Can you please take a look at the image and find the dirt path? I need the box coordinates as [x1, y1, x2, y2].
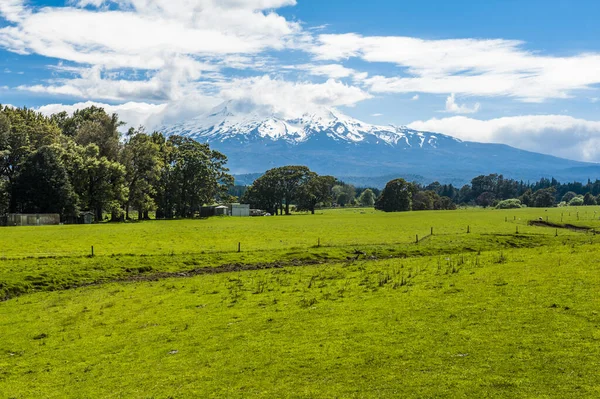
[528, 220, 593, 233]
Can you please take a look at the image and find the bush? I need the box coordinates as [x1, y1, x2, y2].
[569, 196, 584, 206]
[495, 199, 522, 209]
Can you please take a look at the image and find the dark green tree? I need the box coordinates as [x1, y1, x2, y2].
[532, 187, 556, 208]
[296, 174, 336, 214]
[12, 146, 78, 217]
[375, 178, 415, 212]
[122, 129, 162, 219]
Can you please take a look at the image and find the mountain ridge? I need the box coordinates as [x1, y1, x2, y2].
[161, 101, 600, 186]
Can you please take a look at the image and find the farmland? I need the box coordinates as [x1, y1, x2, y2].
[1, 207, 600, 398]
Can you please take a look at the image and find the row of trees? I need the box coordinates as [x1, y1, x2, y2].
[416, 174, 600, 209]
[240, 166, 336, 215]
[375, 179, 457, 212]
[0, 105, 233, 221]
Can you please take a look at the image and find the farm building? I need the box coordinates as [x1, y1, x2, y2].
[231, 204, 250, 217]
[0, 213, 61, 227]
[215, 205, 229, 216]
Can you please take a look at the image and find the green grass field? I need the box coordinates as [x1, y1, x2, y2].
[1, 207, 600, 398]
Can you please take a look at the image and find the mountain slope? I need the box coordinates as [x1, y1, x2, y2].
[161, 102, 600, 186]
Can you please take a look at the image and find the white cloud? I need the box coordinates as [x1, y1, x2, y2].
[444, 93, 480, 114]
[371, 113, 383, 117]
[0, 0, 300, 70]
[302, 64, 356, 79]
[33, 76, 371, 129]
[411, 94, 419, 101]
[18, 57, 214, 102]
[312, 33, 600, 102]
[408, 115, 600, 162]
[218, 76, 372, 118]
[37, 101, 168, 130]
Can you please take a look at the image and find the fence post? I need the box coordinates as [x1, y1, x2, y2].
[91, 246, 94, 257]
[431, 227, 434, 236]
[467, 225, 470, 234]
[238, 242, 241, 253]
[516, 226, 519, 234]
[416, 234, 419, 244]
[555, 229, 558, 237]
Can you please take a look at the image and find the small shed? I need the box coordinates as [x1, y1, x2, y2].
[1, 213, 61, 227]
[79, 211, 94, 224]
[215, 205, 229, 216]
[231, 204, 250, 217]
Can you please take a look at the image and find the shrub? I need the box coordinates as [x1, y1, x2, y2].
[569, 196, 584, 206]
[495, 199, 522, 209]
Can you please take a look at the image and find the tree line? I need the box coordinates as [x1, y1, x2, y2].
[0, 105, 233, 221]
[375, 174, 600, 212]
[3, 105, 600, 221]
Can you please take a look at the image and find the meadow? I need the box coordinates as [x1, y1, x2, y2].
[1, 207, 600, 398]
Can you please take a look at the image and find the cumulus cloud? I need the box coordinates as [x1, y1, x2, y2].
[411, 94, 419, 101]
[217, 75, 372, 118]
[408, 115, 600, 162]
[37, 101, 168, 130]
[34, 76, 371, 128]
[0, 0, 300, 70]
[312, 33, 600, 102]
[295, 64, 362, 79]
[444, 93, 480, 114]
[18, 57, 214, 102]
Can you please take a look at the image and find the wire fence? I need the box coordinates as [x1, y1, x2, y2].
[1, 219, 595, 261]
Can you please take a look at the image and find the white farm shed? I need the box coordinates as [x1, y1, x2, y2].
[231, 204, 250, 217]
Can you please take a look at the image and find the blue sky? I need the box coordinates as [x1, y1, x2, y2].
[2, 0, 600, 161]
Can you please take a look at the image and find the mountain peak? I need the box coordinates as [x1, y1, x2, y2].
[162, 100, 456, 148]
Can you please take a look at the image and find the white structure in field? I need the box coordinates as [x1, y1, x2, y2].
[231, 204, 250, 217]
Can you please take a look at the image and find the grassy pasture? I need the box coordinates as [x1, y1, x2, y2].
[1, 207, 600, 398]
[1, 207, 600, 301]
[1, 246, 599, 398]
[1, 206, 598, 259]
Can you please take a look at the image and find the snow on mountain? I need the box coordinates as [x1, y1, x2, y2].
[161, 101, 461, 149]
[160, 100, 600, 185]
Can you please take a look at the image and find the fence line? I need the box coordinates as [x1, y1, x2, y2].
[1, 222, 591, 261]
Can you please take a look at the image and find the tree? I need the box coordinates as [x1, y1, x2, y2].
[562, 191, 577, 203]
[122, 130, 162, 219]
[333, 184, 356, 207]
[434, 196, 457, 210]
[11, 146, 78, 217]
[583, 192, 596, 206]
[358, 188, 376, 207]
[72, 107, 123, 161]
[296, 174, 336, 214]
[569, 196, 584, 206]
[520, 189, 533, 207]
[375, 178, 415, 212]
[241, 178, 280, 215]
[532, 187, 556, 208]
[412, 191, 434, 211]
[476, 192, 496, 208]
[0, 177, 8, 215]
[154, 136, 232, 218]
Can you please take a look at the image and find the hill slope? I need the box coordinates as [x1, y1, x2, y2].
[162, 101, 600, 185]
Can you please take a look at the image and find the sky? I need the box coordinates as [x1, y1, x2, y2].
[2, 0, 600, 162]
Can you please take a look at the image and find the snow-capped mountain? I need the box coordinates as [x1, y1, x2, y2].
[162, 101, 600, 186]
[161, 100, 460, 149]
